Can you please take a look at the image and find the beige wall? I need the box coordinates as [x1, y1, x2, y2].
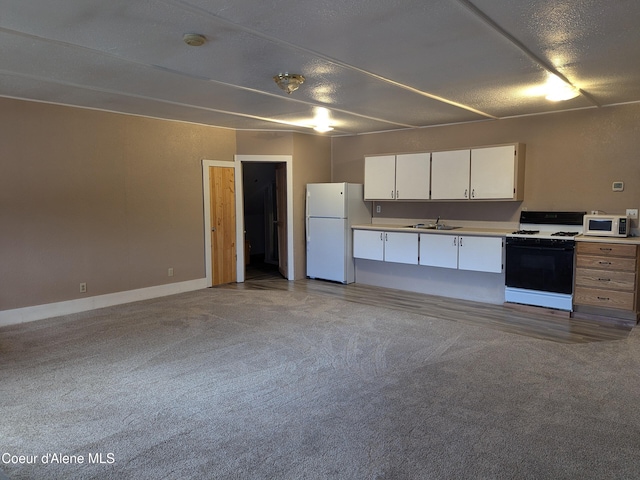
[236, 131, 332, 279]
[0, 98, 235, 310]
[6, 96, 636, 312]
[293, 133, 332, 278]
[331, 103, 640, 224]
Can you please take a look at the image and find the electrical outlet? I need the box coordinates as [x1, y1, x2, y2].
[627, 209, 638, 219]
[168, 267, 174, 277]
[376, 205, 381, 214]
[79, 282, 87, 293]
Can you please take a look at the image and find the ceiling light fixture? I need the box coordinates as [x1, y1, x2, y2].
[183, 33, 206, 47]
[273, 73, 305, 94]
[312, 107, 334, 133]
[544, 74, 579, 101]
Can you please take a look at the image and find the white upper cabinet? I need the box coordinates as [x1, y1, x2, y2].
[431, 149, 471, 200]
[364, 155, 396, 200]
[364, 153, 430, 201]
[395, 153, 431, 200]
[470, 145, 522, 200]
[365, 143, 524, 202]
[431, 143, 525, 201]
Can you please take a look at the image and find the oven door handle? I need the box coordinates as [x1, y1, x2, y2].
[507, 245, 574, 252]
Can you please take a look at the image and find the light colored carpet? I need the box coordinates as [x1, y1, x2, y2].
[2, 287, 640, 479]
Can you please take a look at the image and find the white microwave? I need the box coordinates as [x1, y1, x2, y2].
[583, 214, 630, 237]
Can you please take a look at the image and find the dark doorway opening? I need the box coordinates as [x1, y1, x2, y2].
[242, 162, 285, 281]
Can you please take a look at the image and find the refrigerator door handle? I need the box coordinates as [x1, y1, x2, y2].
[306, 190, 310, 243]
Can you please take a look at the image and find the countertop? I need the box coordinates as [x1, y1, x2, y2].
[576, 235, 640, 245]
[352, 223, 511, 237]
[353, 224, 640, 243]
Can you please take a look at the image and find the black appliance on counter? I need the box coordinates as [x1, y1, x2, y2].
[505, 211, 586, 311]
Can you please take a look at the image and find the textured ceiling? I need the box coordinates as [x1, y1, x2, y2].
[1, 0, 639, 135]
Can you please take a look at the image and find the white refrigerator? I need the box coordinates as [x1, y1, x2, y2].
[306, 183, 371, 284]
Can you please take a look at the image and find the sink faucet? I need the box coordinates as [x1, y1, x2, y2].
[435, 216, 441, 226]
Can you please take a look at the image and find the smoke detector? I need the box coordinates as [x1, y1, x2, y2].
[183, 33, 206, 47]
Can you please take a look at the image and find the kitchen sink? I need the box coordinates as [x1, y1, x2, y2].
[404, 224, 461, 230]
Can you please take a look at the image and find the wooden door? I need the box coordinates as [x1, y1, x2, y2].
[275, 163, 287, 278]
[210, 166, 236, 285]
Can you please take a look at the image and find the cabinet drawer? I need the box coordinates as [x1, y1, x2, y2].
[575, 268, 636, 291]
[577, 242, 637, 258]
[576, 255, 636, 272]
[574, 287, 635, 310]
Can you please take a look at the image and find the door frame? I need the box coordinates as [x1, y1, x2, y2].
[202, 155, 293, 286]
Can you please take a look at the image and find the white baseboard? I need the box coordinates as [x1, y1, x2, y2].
[0, 278, 208, 327]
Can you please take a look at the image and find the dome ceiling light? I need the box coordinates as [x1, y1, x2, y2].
[273, 73, 305, 94]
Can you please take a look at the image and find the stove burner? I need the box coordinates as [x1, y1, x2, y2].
[512, 230, 540, 235]
[551, 231, 579, 237]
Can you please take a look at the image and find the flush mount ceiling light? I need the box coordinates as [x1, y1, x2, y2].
[183, 33, 206, 47]
[544, 74, 580, 101]
[312, 107, 334, 133]
[273, 73, 305, 94]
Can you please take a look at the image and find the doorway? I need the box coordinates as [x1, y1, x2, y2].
[202, 156, 294, 287]
[242, 162, 286, 280]
[242, 162, 286, 281]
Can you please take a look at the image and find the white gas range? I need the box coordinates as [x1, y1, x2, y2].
[505, 211, 586, 311]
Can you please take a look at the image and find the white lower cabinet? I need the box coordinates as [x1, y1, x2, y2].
[384, 232, 419, 265]
[420, 234, 503, 273]
[353, 230, 384, 261]
[458, 236, 504, 273]
[354, 230, 503, 273]
[353, 230, 419, 265]
[419, 234, 458, 268]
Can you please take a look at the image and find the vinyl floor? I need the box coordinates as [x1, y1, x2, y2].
[221, 275, 634, 344]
